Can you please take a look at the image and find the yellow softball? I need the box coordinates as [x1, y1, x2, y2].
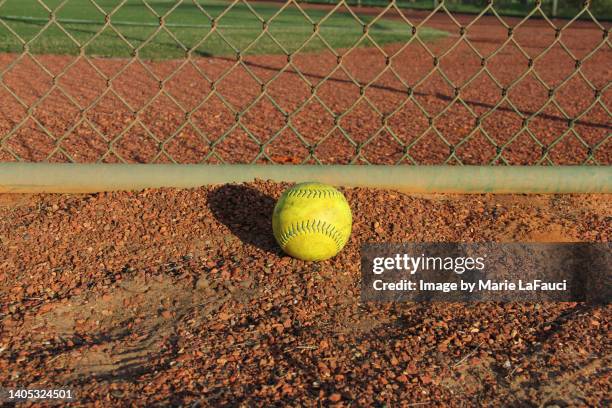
[272, 182, 352, 261]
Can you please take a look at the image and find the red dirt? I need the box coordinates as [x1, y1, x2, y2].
[0, 7, 610, 164]
[0, 182, 610, 405]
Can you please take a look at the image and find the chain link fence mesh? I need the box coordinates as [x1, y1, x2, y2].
[0, 0, 609, 165]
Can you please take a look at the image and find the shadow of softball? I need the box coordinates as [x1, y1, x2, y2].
[207, 184, 281, 255]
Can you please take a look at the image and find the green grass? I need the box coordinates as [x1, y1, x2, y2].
[0, 0, 446, 60]
[305, 0, 612, 20]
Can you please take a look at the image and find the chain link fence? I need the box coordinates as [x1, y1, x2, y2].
[0, 0, 609, 165]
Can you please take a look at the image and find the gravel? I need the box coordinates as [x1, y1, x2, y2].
[0, 181, 610, 406]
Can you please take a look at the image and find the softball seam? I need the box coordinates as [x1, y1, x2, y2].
[285, 188, 344, 199]
[277, 219, 345, 252]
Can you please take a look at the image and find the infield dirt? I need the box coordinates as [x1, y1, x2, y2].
[0, 181, 610, 406]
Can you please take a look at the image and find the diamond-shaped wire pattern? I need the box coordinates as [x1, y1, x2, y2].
[0, 0, 609, 165]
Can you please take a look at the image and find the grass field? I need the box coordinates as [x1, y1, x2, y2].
[0, 0, 446, 60]
[304, 0, 612, 20]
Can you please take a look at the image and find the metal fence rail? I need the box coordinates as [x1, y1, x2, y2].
[0, 0, 610, 168]
[1, 163, 610, 193]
